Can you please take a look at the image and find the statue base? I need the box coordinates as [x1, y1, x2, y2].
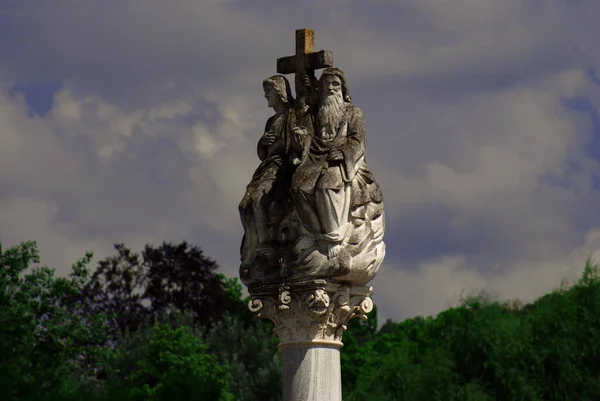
[247, 279, 373, 401]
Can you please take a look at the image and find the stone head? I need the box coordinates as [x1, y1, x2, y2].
[319, 68, 352, 103]
[262, 75, 294, 109]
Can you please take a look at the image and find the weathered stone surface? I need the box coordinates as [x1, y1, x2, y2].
[277, 50, 334, 75]
[247, 279, 373, 347]
[239, 28, 384, 401]
[282, 345, 341, 401]
[247, 279, 371, 401]
[238, 34, 385, 286]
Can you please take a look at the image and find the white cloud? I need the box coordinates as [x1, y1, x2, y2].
[192, 123, 222, 157]
[0, 83, 81, 194]
[0, 197, 111, 272]
[379, 69, 598, 256]
[373, 227, 600, 321]
[53, 89, 84, 121]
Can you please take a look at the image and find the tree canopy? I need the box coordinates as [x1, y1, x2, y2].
[1, 239, 600, 400]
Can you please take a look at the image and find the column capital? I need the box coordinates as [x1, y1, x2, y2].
[247, 279, 373, 348]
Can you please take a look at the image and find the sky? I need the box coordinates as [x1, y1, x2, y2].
[2, 0, 600, 323]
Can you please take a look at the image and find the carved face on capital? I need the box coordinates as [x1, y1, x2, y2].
[321, 75, 343, 100]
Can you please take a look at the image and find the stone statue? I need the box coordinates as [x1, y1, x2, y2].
[239, 68, 384, 287]
[240, 29, 383, 401]
[239, 75, 297, 275]
[289, 68, 385, 285]
[239, 40, 384, 288]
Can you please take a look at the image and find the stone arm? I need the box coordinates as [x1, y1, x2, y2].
[257, 116, 275, 161]
[290, 99, 315, 154]
[297, 104, 315, 136]
[306, 74, 320, 114]
[336, 107, 366, 181]
[298, 74, 320, 118]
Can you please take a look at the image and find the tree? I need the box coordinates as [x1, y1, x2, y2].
[341, 305, 378, 395]
[121, 323, 233, 401]
[201, 313, 282, 401]
[0, 241, 114, 401]
[344, 260, 600, 400]
[81, 241, 231, 339]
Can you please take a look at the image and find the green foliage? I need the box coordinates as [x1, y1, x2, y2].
[344, 258, 600, 400]
[522, 257, 600, 399]
[108, 309, 281, 401]
[123, 323, 233, 401]
[81, 242, 232, 339]
[0, 241, 114, 400]
[217, 273, 245, 304]
[5, 239, 600, 401]
[201, 313, 281, 401]
[0, 241, 242, 400]
[341, 305, 378, 395]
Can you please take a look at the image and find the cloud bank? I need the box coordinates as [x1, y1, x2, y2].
[1, 0, 600, 321]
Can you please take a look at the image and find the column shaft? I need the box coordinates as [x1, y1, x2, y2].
[282, 344, 342, 401]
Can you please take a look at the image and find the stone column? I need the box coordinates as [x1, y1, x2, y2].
[248, 279, 373, 401]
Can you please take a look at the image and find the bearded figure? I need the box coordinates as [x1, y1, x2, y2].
[289, 67, 385, 285]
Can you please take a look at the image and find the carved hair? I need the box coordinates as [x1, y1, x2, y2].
[319, 67, 352, 103]
[262, 75, 295, 106]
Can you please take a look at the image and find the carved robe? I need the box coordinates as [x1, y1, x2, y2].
[291, 104, 383, 241]
[239, 106, 296, 264]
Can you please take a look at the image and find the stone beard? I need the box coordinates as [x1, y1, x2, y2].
[317, 91, 345, 141]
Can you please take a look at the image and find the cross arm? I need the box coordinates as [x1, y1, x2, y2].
[276, 50, 334, 75]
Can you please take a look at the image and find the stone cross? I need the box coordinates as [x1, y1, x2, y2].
[276, 28, 333, 107]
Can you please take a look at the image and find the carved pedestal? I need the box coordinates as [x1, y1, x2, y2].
[248, 279, 373, 401]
